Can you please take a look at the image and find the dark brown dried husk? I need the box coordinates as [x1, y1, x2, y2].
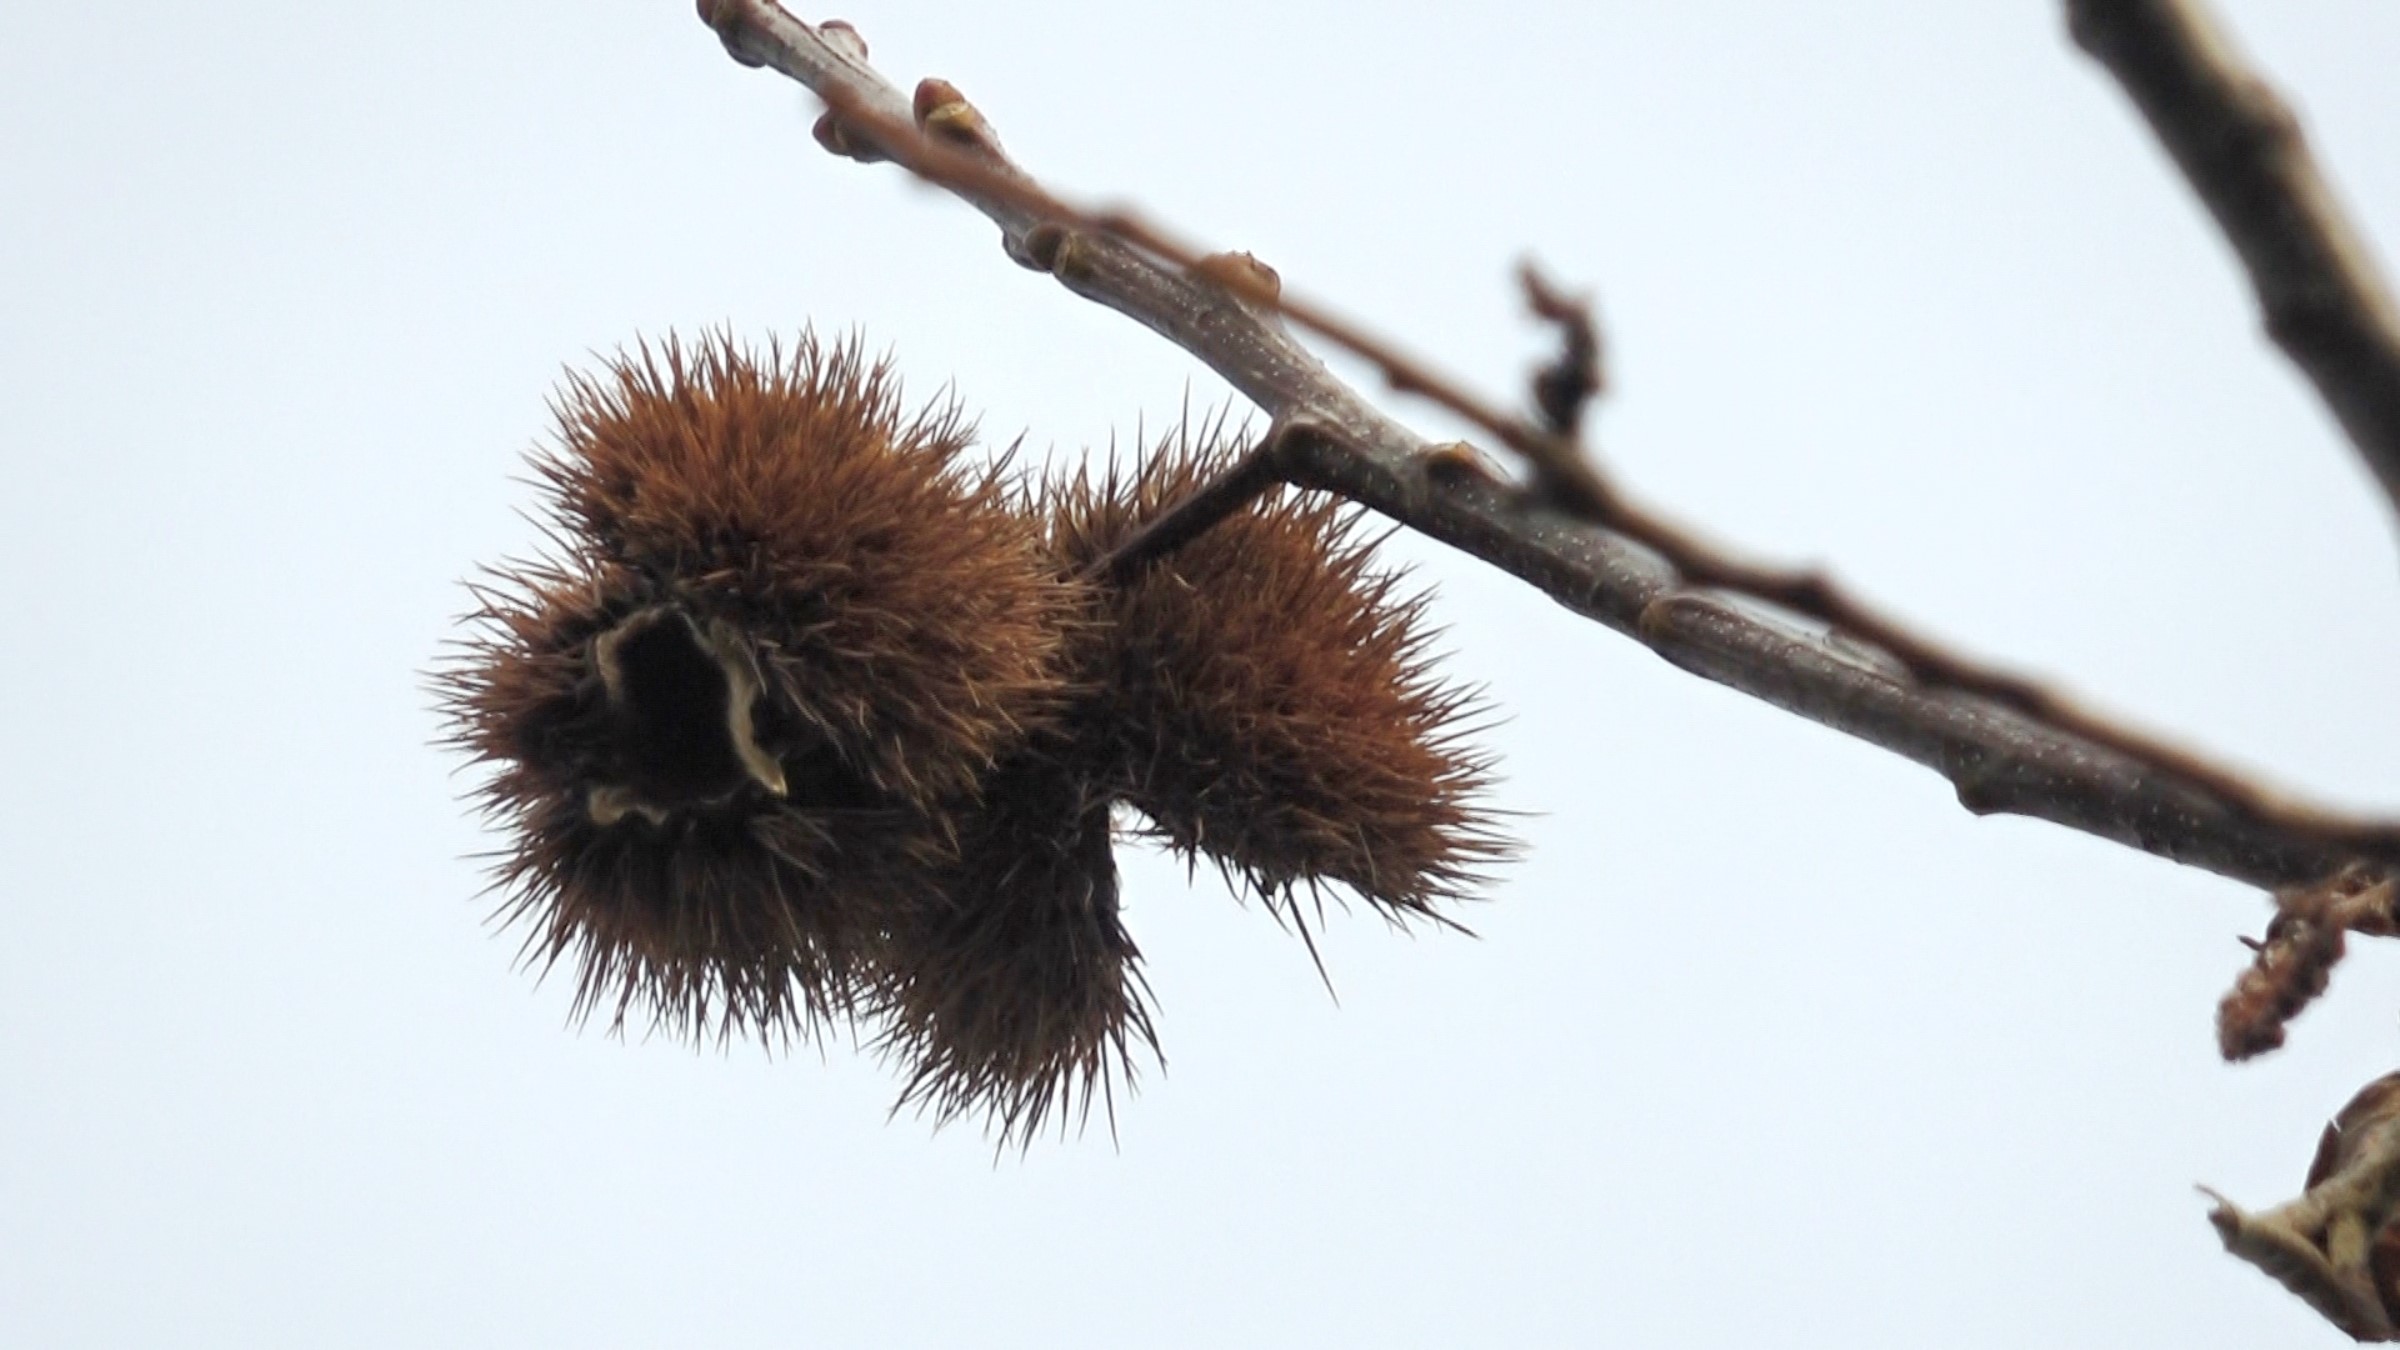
[437, 330, 1077, 1042]
[440, 560, 958, 1042]
[533, 330, 1069, 807]
[870, 740, 1156, 1143]
[2304, 1070, 2400, 1326]
[1045, 426, 1509, 924]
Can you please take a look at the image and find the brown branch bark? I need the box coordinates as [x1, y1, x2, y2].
[693, 0, 2400, 896]
[2069, 0, 2400, 524]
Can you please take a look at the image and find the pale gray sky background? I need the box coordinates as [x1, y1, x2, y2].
[6, 2, 2400, 1345]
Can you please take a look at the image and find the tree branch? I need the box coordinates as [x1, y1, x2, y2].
[693, 0, 2400, 899]
[2069, 0, 2400, 524]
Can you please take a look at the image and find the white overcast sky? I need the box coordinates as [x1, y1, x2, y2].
[7, 2, 2400, 1346]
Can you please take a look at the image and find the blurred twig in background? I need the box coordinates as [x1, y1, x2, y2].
[2070, 0, 2400, 526]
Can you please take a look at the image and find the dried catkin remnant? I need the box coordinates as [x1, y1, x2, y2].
[2218, 869, 2400, 1061]
[1047, 424, 1511, 925]
[437, 331, 1076, 1044]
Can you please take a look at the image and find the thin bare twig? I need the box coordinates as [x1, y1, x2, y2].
[694, 0, 2400, 900]
[2069, 0, 2400, 524]
[1519, 264, 1606, 440]
[699, 2, 1622, 517]
[1511, 271, 2400, 869]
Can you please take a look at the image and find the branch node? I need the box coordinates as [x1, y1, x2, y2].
[1037, 227, 1099, 286]
[1632, 594, 1680, 650]
[1013, 222, 1067, 274]
[1950, 765, 2010, 817]
[811, 109, 885, 163]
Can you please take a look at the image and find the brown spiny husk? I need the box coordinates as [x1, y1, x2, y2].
[1045, 423, 1509, 926]
[534, 330, 1068, 808]
[436, 330, 1075, 1043]
[870, 740, 1157, 1143]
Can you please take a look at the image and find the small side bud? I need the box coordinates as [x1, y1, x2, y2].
[1016, 222, 1069, 274]
[1189, 251, 1282, 307]
[817, 19, 868, 62]
[695, 0, 767, 67]
[1419, 440, 1505, 488]
[913, 77, 1003, 158]
[812, 110, 888, 163]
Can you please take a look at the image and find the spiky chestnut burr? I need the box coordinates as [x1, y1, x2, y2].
[438, 332, 1075, 1042]
[866, 424, 1509, 1138]
[1045, 424, 1511, 926]
[870, 743, 1156, 1145]
[534, 333, 1069, 809]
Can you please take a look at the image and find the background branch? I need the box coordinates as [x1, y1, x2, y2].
[697, 0, 2400, 899]
[2069, 0, 2400, 525]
